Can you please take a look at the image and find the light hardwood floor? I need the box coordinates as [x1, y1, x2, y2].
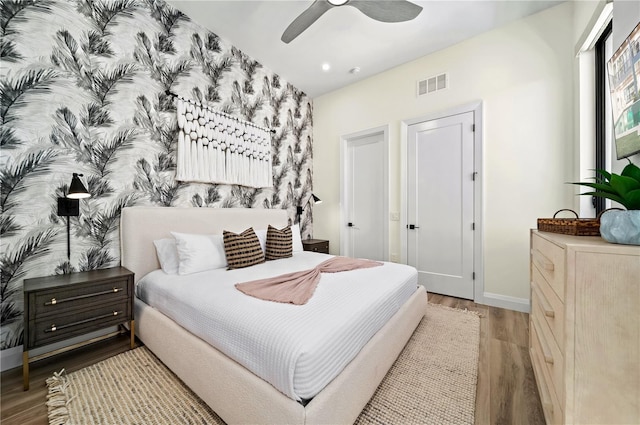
[1, 294, 545, 425]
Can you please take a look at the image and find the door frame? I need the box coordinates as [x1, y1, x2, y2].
[340, 125, 390, 260]
[400, 101, 484, 303]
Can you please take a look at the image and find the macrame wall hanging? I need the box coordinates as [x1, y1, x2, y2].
[173, 94, 273, 188]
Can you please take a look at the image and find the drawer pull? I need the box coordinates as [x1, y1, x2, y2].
[43, 311, 124, 333]
[533, 282, 555, 318]
[532, 349, 554, 415]
[532, 249, 554, 271]
[534, 318, 554, 365]
[44, 288, 125, 306]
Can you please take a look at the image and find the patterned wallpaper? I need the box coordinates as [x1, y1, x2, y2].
[0, 0, 313, 350]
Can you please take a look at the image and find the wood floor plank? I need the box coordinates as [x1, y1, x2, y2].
[475, 301, 491, 425]
[490, 339, 546, 425]
[1, 406, 48, 425]
[427, 293, 445, 304]
[489, 306, 530, 348]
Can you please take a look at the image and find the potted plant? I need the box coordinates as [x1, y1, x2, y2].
[572, 159, 640, 245]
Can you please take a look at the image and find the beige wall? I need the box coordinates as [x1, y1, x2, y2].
[573, 0, 605, 218]
[313, 2, 576, 303]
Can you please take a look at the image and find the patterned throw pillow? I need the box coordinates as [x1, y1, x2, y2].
[223, 228, 265, 269]
[265, 225, 293, 260]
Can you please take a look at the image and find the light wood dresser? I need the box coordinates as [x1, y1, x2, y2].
[529, 230, 640, 424]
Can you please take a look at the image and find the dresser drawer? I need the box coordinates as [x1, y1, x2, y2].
[29, 278, 132, 320]
[531, 270, 565, 352]
[531, 306, 564, 403]
[28, 300, 130, 349]
[530, 343, 564, 425]
[531, 234, 565, 301]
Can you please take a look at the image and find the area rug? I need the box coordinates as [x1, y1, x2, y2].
[46, 304, 480, 425]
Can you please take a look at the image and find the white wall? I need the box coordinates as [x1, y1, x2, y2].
[313, 2, 576, 303]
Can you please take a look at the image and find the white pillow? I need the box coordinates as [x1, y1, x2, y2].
[171, 232, 227, 275]
[153, 238, 180, 275]
[291, 224, 304, 252]
[255, 228, 267, 253]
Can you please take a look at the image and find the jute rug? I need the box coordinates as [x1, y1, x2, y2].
[47, 304, 480, 425]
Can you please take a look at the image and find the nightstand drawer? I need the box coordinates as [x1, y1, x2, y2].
[302, 239, 329, 254]
[29, 300, 130, 349]
[30, 278, 132, 320]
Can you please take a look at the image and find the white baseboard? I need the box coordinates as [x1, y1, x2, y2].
[480, 292, 530, 313]
[1, 345, 23, 372]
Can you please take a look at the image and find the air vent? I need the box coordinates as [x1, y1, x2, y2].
[417, 73, 448, 97]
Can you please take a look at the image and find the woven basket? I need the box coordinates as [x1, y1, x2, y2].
[537, 209, 601, 236]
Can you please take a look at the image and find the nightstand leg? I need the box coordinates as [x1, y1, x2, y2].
[22, 351, 29, 391]
[130, 320, 135, 349]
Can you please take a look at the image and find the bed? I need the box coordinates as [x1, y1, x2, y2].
[120, 206, 427, 424]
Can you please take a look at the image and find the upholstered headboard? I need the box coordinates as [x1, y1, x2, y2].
[120, 207, 289, 282]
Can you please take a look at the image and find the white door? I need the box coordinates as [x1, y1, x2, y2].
[407, 112, 475, 299]
[342, 130, 388, 261]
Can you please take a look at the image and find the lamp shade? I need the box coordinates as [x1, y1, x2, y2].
[67, 173, 91, 199]
[311, 194, 322, 204]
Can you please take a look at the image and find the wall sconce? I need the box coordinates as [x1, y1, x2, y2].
[57, 173, 91, 259]
[296, 193, 322, 224]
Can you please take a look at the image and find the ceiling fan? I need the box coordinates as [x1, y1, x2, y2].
[281, 0, 423, 44]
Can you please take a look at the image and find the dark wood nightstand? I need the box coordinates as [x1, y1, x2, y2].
[302, 239, 329, 254]
[22, 267, 134, 390]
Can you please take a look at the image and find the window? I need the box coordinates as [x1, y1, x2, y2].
[594, 22, 612, 215]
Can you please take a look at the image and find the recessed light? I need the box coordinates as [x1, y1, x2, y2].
[322, 63, 331, 72]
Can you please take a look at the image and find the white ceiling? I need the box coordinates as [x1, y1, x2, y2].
[167, 0, 564, 98]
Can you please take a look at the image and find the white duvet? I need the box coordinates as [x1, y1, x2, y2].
[136, 252, 418, 401]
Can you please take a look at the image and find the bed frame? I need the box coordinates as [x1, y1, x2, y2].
[120, 206, 427, 424]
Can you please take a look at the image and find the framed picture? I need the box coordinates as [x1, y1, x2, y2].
[607, 21, 640, 159]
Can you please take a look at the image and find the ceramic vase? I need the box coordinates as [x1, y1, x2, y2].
[599, 210, 640, 245]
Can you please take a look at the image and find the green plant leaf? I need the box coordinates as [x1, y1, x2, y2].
[625, 189, 640, 210]
[579, 191, 627, 207]
[570, 182, 616, 194]
[594, 168, 611, 182]
[610, 174, 640, 196]
[621, 162, 640, 184]
[572, 161, 640, 209]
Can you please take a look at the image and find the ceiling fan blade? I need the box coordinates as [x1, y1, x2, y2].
[281, 0, 334, 44]
[348, 0, 423, 23]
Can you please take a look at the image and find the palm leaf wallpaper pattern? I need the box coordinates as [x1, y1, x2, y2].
[0, 0, 313, 351]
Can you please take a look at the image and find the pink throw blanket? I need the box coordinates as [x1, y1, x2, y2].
[235, 256, 383, 305]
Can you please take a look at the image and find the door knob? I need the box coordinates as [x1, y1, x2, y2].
[348, 222, 354, 227]
[407, 224, 420, 229]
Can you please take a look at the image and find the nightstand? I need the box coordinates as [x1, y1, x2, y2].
[302, 239, 329, 254]
[22, 267, 134, 390]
